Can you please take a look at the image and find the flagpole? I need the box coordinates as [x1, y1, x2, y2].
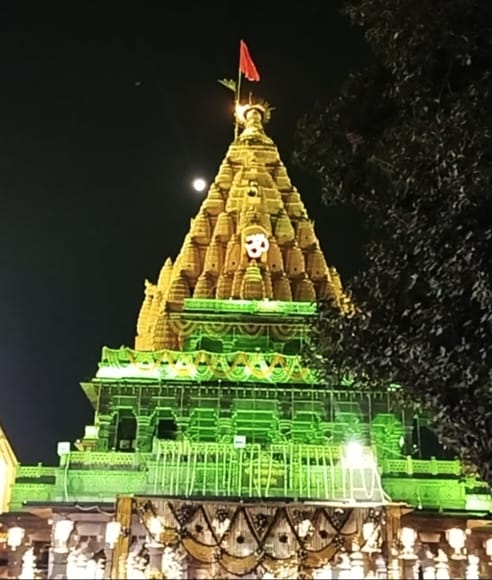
[234, 42, 242, 140]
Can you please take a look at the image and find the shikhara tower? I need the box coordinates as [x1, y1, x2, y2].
[134, 100, 349, 353]
[1, 99, 492, 580]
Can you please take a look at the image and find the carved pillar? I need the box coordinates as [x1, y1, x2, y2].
[48, 518, 74, 579]
[50, 550, 69, 579]
[175, 416, 188, 441]
[383, 505, 402, 580]
[434, 549, 450, 579]
[375, 553, 389, 579]
[104, 521, 122, 580]
[448, 558, 466, 580]
[148, 542, 165, 577]
[465, 554, 480, 580]
[401, 559, 418, 579]
[418, 547, 437, 580]
[7, 544, 26, 579]
[111, 496, 133, 579]
[103, 548, 113, 579]
[19, 546, 37, 580]
[96, 415, 113, 451]
[136, 416, 154, 453]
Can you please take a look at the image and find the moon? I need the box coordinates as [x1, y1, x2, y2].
[192, 177, 207, 193]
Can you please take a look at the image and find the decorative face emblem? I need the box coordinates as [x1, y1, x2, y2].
[245, 232, 270, 259]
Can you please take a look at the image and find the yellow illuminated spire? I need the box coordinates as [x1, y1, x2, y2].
[135, 102, 350, 350]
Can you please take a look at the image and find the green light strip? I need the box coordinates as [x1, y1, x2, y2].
[183, 298, 317, 316]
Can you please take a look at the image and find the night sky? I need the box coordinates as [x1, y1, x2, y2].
[0, 2, 370, 464]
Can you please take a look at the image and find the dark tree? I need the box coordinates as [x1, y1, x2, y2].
[295, 0, 492, 485]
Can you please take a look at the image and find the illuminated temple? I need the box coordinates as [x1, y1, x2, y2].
[1, 100, 492, 579]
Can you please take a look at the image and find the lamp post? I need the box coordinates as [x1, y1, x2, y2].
[446, 527, 466, 560]
[399, 527, 418, 580]
[49, 518, 74, 579]
[6, 525, 25, 579]
[446, 527, 467, 580]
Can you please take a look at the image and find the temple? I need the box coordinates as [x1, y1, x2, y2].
[1, 99, 492, 579]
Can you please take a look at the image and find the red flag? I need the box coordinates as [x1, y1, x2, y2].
[239, 40, 260, 82]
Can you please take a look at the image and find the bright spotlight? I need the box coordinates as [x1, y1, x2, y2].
[344, 440, 364, 467]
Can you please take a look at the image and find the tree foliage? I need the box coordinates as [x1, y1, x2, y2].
[295, 0, 492, 485]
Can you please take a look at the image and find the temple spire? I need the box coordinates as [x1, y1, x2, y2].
[135, 101, 350, 350]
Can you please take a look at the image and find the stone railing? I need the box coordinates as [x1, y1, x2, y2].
[16, 464, 57, 479]
[63, 451, 146, 470]
[380, 457, 461, 477]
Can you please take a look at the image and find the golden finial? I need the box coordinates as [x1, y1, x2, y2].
[235, 98, 274, 126]
[236, 99, 274, 144]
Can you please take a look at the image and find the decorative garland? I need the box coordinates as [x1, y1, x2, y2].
[133, 497, 385, 577]
[98, 347, 317, 384]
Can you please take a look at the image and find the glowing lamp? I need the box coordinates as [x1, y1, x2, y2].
[399, 526, 417, 559]
[446, 527, 466, 559]
[7, 526, 25, 549]
[105, 520, 121, 548]
[56, 441, 71, 457]
[362, 521, 380, 553]
[54, 519, 74, 544]
[343, 440, 363, 468]
[148, 516, 164, 539]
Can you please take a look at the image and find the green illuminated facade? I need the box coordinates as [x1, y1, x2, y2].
[8, 102, 491, 516]
[3, 99, 492, 580]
